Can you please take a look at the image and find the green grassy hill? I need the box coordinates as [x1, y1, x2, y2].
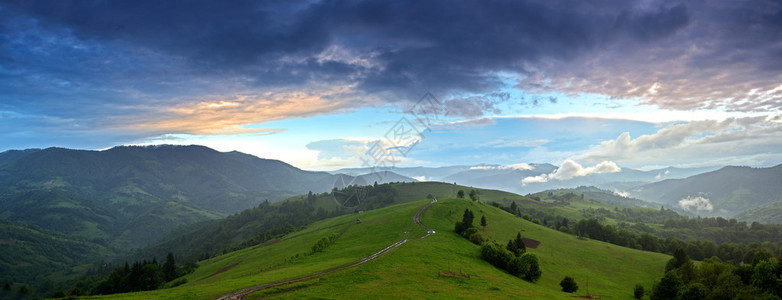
[130, 182, 531, 262]
[91, 196, 670, 299]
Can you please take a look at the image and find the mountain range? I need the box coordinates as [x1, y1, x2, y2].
[0, 145, 413, 251]
[333, 164, 716, 195]
[630, 165, 782, 219]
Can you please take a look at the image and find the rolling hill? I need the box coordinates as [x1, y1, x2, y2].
[89, 197, 670, 299]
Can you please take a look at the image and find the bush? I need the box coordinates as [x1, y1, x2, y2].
[69, 286, 83, 296]
[678, 283, 706, 300]
[651, 271, 682, 300]
[633, 284, 644, 299]
[168, 278, 188, 288]
[506, 256, 524, 277]
[520, 252, 542, 282]
[468, 233, 485, 245]
[462, 227, 478, 239]
[481, 241, 514, 270]
[560, 276, 578, 293]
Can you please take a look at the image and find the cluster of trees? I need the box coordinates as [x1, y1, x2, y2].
[456, 189, 479, 201]
[646, 249, 782, 299]
[453, 207, 541, 283]
[90, 252, 190, 296]
[480, 241, 541, 282]
[455, 209, 486, 245]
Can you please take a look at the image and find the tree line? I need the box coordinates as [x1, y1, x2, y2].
[644, 248, 782, 299]
[492, 200, 782, 265]
[89, 252, 192, 296]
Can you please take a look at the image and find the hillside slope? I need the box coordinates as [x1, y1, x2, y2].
[130, 182, 532, 262]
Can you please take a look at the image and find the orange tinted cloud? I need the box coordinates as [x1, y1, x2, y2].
[130, 86, 367, 135]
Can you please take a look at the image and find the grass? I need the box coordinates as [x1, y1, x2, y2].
[252, 198, 670, 299]
[89, 192, 670, 299]
[90, 200, 428, 299]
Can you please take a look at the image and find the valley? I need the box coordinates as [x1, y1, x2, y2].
[2, 147, 782, 299]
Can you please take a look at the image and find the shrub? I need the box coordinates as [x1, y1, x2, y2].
[468, 233, 485, 245]
[168, 278, 188, 288]
[462, 227, 478, 239]
[560, 276, 578, 293]
[633, 284, 644, 299]
[520, 252, 542, 282]
[481, 241, 514, 270]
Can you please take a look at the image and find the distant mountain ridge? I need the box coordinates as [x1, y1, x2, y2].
[630, 164, 782, 217]
[332, 164, 716, 195]
[0, 145, 414, 251]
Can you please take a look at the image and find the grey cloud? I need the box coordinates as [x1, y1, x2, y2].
[2, 0, 780, 145]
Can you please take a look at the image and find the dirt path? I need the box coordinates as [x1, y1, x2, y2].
[215, 199, 437, 300]
[415, 198, 437, 239]
[198, 264, 238, 282]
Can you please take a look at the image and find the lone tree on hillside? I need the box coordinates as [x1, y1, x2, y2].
[457, 190, 465, 198]
[560, 276, 578, 293]
[469, 189, 478, 201]
[520, 252, 542, 282]
[480, 215, 487, 227]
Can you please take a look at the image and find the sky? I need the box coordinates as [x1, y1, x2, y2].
[1, 0, 781, 171]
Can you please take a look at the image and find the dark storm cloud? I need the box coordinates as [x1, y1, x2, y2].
[2, 1, 691, 98]
[1, 0, 780, 144]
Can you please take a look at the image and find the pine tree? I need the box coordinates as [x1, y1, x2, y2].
[480, 215, 487, 227]
[462, 209, 474, 228]
[163, 252, 178, 282]
[506, 232, 526, 257]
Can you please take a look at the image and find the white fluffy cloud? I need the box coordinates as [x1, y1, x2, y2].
[470, 163, 535, 171]
[678, 196, 714, 212]
[521, 159, 621, 185]
[573, 117, 782, 168]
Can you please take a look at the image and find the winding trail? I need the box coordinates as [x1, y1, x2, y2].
[216, 199, 437, 300]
